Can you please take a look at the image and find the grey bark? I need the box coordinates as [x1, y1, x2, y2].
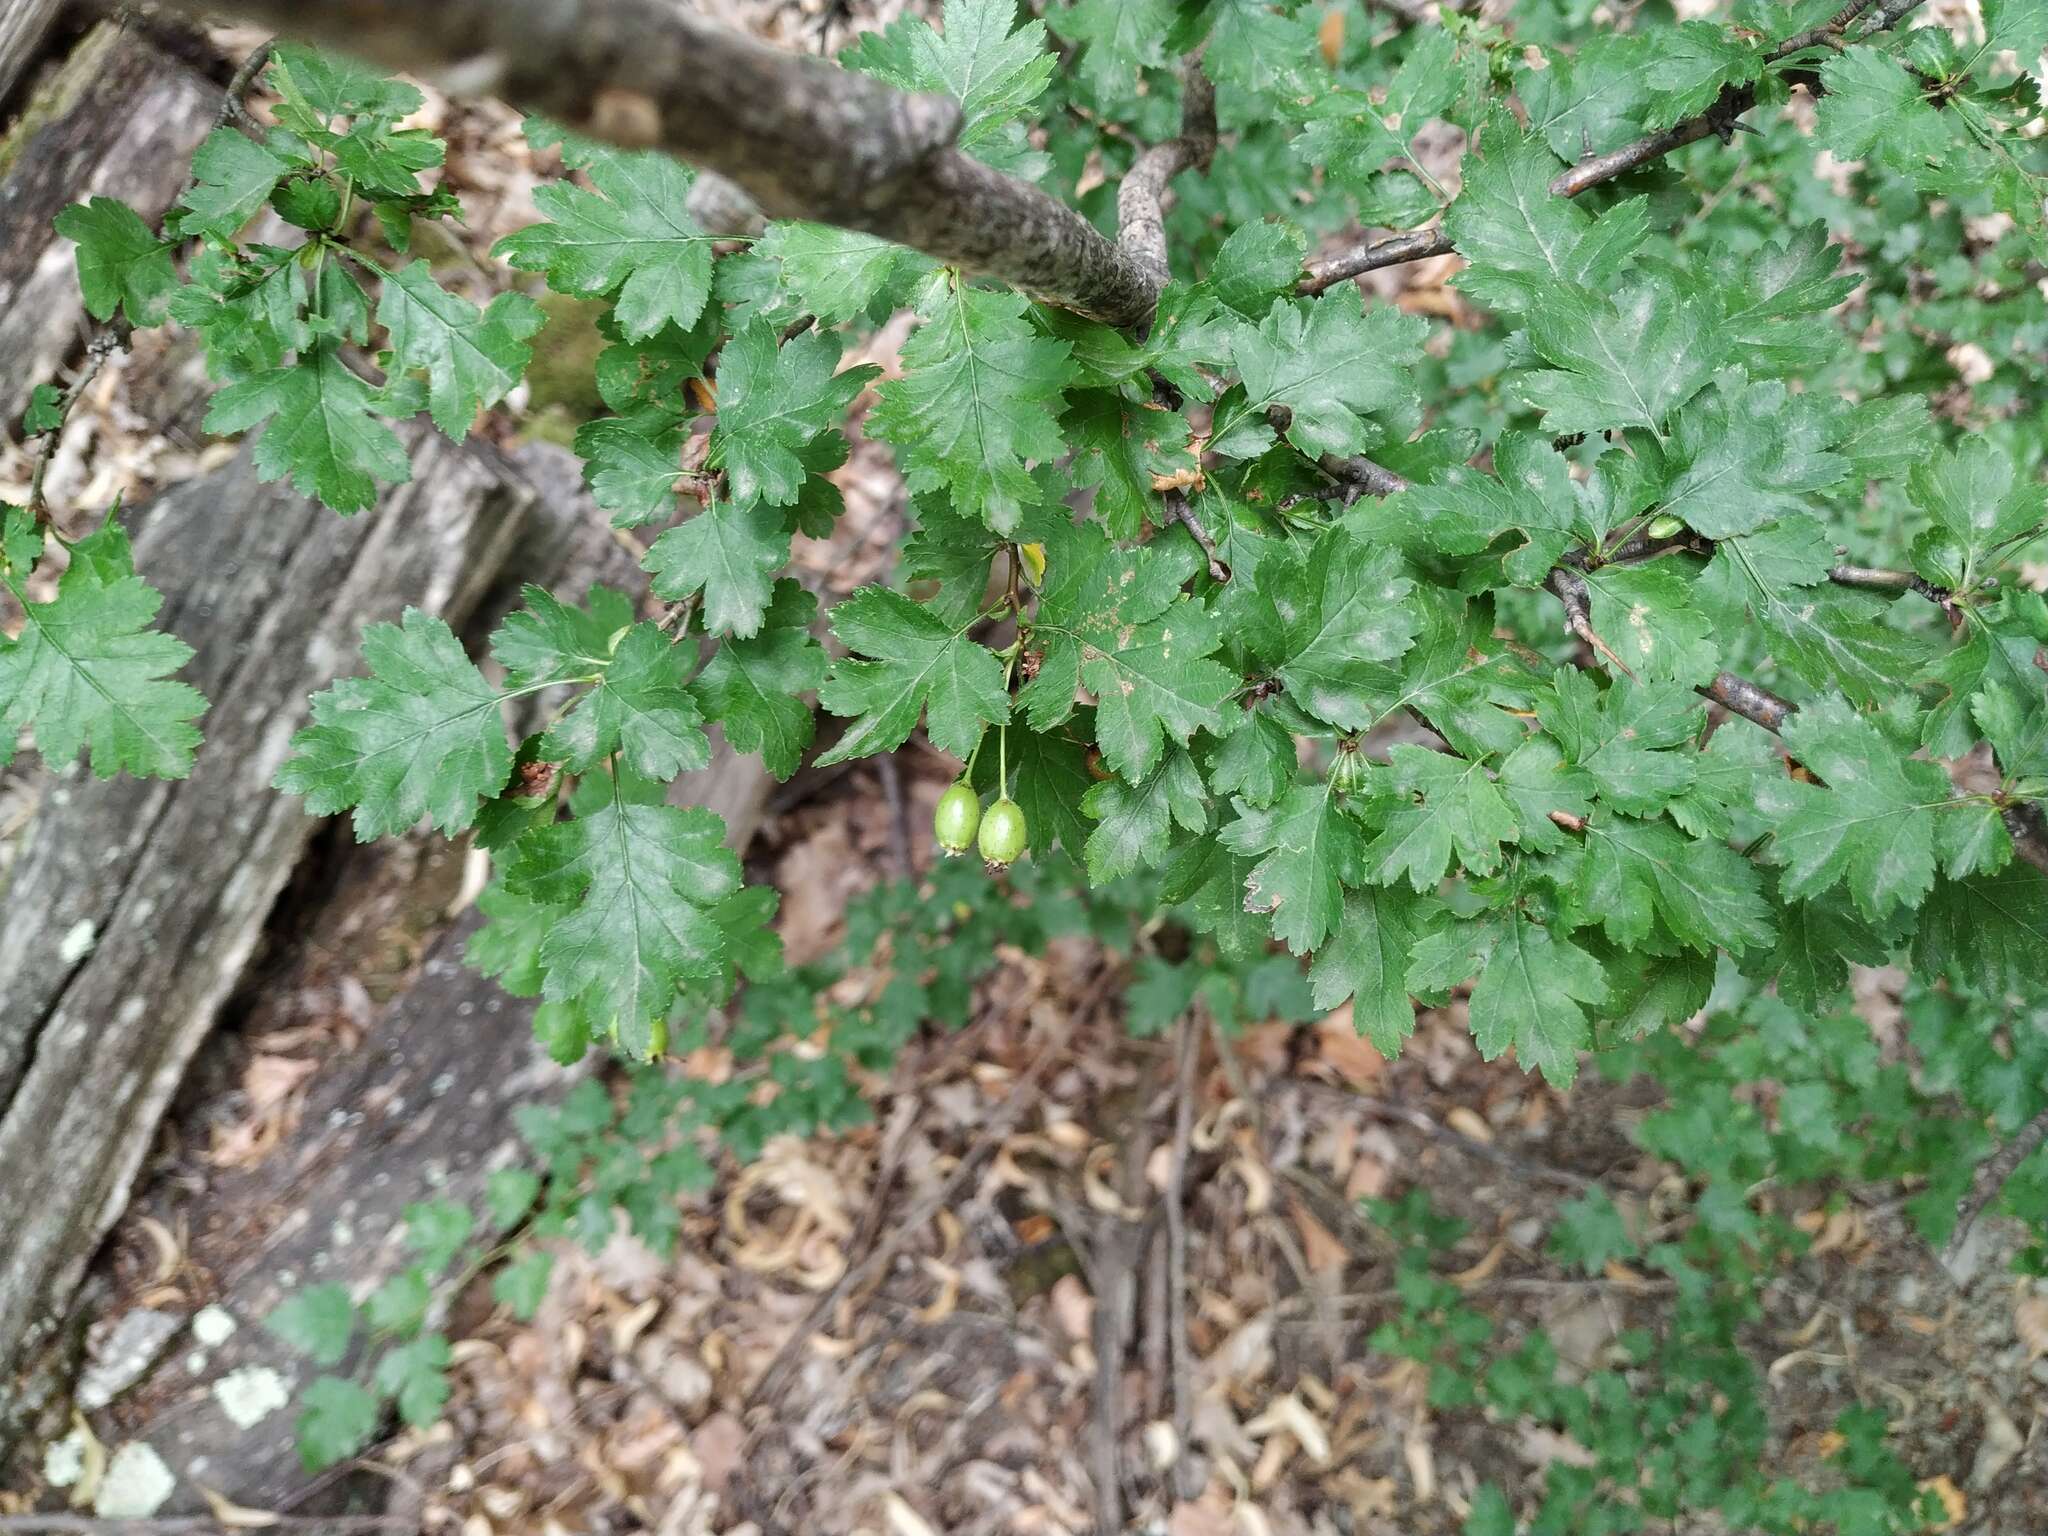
[0, 20, 218, 424]
[73, 909, 579, 1515]
[138, 0, 1192, 327]
[0, 0, 65, 114]
[0, 432, 534, 1423]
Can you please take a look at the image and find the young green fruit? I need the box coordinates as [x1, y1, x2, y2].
[934, 781, 982, 855]
[1645, 513, 1685, 539]
[977, 797, 1027, 867]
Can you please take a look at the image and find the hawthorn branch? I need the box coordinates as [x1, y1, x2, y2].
[1703, 670, 1798, 734]
[139, 0, 1183, 325]
[24, 329, 123, 526]
[1257, 432, 2048, 881]
[1301, 0, 1926, 295]
[1943, 1102, 2048, 1267]
[24, 36, 276, 526]
[1301, 228, 1456, 296]
[1572, 528, 1966, 611]
[1116, 57, 1217, 295]
[1545, 567, 1637, 678]
[1164, 489, 1229, 583]
[1263, 405, 1411, 498]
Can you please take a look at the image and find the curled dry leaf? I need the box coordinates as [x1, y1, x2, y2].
[1918, 1474, 1966, 1531]
[1449, 1239, 1507, 1290]
[2014, 1292, 2048, 1361]
[883, 1491, 940, 1536]
[1404, 1430, 1436, 1502]
[1244, 1393, 1331, 1465]
[1229, 1156, 1273, 1215]
[1445, 1107, 1493, 1144]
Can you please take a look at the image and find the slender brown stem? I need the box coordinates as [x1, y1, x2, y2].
[1302, 0, 1929, 291]
[1164, 1009, 1201, 1498]
[1702, 670, 1798, 733]
[1943, 1101, 2048, 1267]
[1264, 404, 1412, 497]
[1163, 489, 1228, 582]
[23, 329, 124, 527]
[1301, 228, 1456, 297]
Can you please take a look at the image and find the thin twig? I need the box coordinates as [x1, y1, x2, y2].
[1943, 1102, 2048, 1269]
[1768, 0, 1884, 60]
[1263, 404, 1410, 498]
[23, 36, 276, 528]
[1300, 0, 1928, 292]
[1316, 449, 1410, 498]
[1164, 1009, 1201, 1499]
[1163, 489, 1228, 582]
[216, 36, 276, 127]
[24, 329, 124, 525]
[876, 749, 914, 879]
[1703, 669, 1798, 733]
[1545, 566, 1638, 679]
[1548, 0, 1921, 197]
[1300, 228, 1456, 297]
[1273, 1271, 1676, 1319]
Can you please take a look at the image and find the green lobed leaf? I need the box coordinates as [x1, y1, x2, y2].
[1219, 784, 1363, 954]
[55, 197, 176, 327]
[275, 608, 512, 840]
[0, 517, 205, 780]
[377, 264, 542, 437]
[815, 586, 1009, 764]
[865, 279, 1074, 535]
[506, 776, 740, 1050]
[204, 343, 414, 514]
[494, 135, 717, 339]
[689, 580, 827, 779]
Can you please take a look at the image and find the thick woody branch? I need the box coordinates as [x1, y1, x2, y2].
[1302, 0, 1925, 295]
[1116, 59, 1217, 294]
[139, 0, 1179, 325]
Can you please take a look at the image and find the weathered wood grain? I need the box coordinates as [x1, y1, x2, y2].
[0, 432, 533, 1426]
[0, 0, 66, 113]
[0, 21, 216, 425]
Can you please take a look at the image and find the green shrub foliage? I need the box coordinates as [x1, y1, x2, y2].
[11, 10, 2048, 1089]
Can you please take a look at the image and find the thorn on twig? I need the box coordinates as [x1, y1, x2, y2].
[1545, 568, 1637, 681]
[1277, 482, 1361, 513]
[1163, 489, 1229, 583]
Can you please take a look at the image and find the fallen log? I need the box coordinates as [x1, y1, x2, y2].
[0, 0, 66, 113]
[5, 439, 784, 1511]
[0, 431, 534, 1438]
[0, 19, 217, 425]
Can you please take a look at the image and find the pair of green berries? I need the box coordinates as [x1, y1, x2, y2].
[934, 781, 1026, 866]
